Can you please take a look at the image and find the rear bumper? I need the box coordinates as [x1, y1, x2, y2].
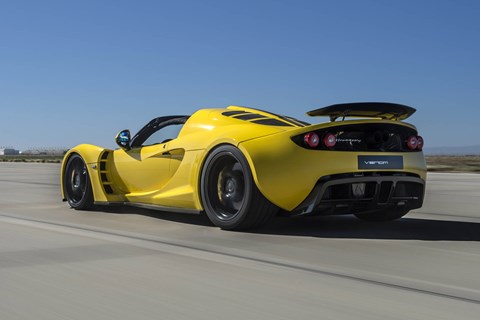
[240, 133, 427, 211]
[292, 172, 425, 216]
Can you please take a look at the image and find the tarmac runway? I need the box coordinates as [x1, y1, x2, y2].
[0, 163, 479, 319]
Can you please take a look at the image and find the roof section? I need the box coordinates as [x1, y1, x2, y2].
[307, 102, 416, 121]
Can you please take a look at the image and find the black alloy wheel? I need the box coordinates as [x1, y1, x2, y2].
[200, 145, 278, 230]
[64, 154, 94, 210]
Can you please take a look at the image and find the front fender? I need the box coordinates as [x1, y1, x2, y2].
[60, 144, 108, 201]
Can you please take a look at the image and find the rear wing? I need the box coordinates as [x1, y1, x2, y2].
[307, 102, 416, 122]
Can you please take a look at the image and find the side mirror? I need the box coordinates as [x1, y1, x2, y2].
[115, 129, 131, 150]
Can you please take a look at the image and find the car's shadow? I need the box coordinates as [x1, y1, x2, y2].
[256, 215, 480, 241]
[95, 206, 480, 241]
[96, 205, 214, 227]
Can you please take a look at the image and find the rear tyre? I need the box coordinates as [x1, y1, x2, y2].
[200, 145, 278, 230]
[63, 154, 94, 210]
[354, 208, 409, 222]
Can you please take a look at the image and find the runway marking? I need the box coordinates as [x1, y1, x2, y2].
[427, 172, 480, 176]
[0, 179, 60, 187]
[413, 211, 480, 221]
[1, 212, 479, 305]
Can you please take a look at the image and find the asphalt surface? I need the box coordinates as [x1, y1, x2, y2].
[0, 163, 479, 319]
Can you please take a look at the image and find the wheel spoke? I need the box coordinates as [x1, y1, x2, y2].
[207, 153, 246, 220]
[202, 146, 277, 230]
[65, 156, 88, 204]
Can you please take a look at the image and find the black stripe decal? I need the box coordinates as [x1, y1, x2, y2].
[234, 113, 267, 120]
[251, 119, 293, 126]
[222, 111, 248, 116]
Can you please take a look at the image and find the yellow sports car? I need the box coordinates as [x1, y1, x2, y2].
[61, 103, 426, 230]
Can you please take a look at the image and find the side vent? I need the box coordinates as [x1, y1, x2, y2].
[99, 151, 114, 194]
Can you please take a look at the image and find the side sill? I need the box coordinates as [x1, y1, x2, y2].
[94, 201, 202, 215]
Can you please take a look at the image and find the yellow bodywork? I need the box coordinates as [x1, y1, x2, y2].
[61, 106, 427, 213]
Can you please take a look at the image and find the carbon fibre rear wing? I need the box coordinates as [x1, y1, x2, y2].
[307, 102, 416, 122]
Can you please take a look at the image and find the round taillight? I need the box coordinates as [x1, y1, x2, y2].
[406, 136, 418, 150]
[323, 133, 337, 148]
[304, 132, 320, 148]
[416, 136, 424, 150]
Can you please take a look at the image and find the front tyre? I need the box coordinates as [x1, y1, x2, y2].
[63, 154, 94, 210]
[354, 208, 409, 222]
[200, 145, 278, 230]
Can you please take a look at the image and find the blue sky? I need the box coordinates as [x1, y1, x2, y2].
[1, 0, 479, 149]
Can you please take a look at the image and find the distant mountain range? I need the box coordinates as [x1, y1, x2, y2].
[424, 145, 480, 155]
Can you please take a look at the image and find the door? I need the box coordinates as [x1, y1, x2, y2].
[112, 143, 172, 193]
[111, 116, 188, 194]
